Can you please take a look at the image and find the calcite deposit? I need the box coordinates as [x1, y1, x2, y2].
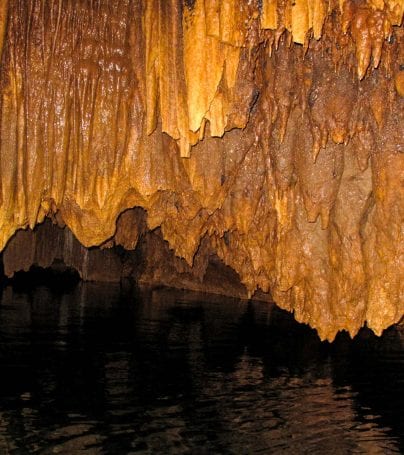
[0, 0, 403, 340]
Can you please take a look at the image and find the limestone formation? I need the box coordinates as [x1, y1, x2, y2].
[0, 0, 403, 340]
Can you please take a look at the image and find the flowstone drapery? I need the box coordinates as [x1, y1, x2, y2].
[0, 1, 403, 340]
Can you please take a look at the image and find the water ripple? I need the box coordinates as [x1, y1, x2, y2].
[0, 284, 403, 454]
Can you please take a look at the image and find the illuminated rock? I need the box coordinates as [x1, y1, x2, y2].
[0, 0, 402, 340]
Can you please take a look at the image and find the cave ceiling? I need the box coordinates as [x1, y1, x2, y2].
[0, 0, 403, 340]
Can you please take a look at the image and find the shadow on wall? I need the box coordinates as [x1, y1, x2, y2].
[0, 211, 255, 301]
[5, 263, 80, 294]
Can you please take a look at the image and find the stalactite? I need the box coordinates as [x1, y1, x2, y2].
[0, 0, 403, 340]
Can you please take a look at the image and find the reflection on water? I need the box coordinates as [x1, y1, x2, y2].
[0, 282, 403, 454]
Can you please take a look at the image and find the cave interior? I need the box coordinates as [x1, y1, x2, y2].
[0, 0, 403, 342]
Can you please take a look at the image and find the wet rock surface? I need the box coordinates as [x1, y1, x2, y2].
[0, 1, 403, 340]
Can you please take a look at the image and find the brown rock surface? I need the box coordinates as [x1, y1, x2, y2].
[0, 0, 403, 340]
[3, 214, 249, 299]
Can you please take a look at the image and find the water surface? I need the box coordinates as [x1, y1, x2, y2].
[0, 282, 403, 454]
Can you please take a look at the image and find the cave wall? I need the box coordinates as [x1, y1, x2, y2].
[3, 211, 249, 299]
[0, 0, 403, 340]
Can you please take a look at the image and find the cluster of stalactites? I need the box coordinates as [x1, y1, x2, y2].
[261, 1, 403, 43]
[0, 1, 402, 157]
[144, 0, 403, 157]
[0, 0, 402, 341]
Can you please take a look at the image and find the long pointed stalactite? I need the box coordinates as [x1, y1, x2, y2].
[0, 0, 403, 340]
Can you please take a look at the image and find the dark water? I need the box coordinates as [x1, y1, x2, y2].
[0, 281, 403, 454]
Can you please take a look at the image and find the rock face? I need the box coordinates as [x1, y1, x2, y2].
[0, 0, 403, 340]
[3, 214, 250, 298]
